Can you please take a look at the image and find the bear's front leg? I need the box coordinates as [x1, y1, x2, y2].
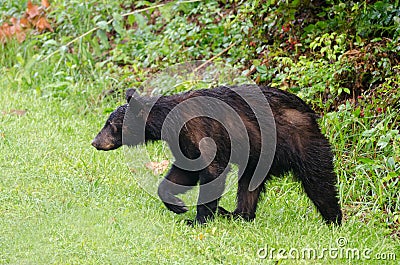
[232, 167, 266, 221]
[158, 165, 199, 214]
[191, 163, 229, 225]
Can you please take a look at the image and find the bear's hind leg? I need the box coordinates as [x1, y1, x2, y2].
[298, 171, 342, 225]
[158, 165, 199, 214]
[295, 144, 342, 225]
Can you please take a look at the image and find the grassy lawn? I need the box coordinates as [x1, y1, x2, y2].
[1, 1, 399, 264]
[0, 64, 398, 265]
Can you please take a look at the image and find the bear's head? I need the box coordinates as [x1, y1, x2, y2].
[92, 88, 147, 150]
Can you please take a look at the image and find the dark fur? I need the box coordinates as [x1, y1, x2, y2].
[92, 85, 342, 225]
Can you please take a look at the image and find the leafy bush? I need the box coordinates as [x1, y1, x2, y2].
[323, 101, 399, 231]
[355, 0, 400, 39]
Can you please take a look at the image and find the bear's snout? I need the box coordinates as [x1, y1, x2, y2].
[91, 134, 120, 151]
[91, 140, 114, 151]
[91, 137, 107, 150]
[91, 135, 109, 150]
[91, 138, 101, 150]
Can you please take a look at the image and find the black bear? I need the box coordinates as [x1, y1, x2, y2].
[92, 85, 342, 225]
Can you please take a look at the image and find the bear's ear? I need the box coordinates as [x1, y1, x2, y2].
[126, 88, 138, 103]
[126, 88, 147, 114]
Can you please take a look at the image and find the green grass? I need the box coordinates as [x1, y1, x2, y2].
[1, 1, 399, 264]
[0, 69, 398, 264]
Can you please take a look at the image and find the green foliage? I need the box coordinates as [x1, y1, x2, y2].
[1, 1, 400, 263]
[323, 102, 400, 218]
[107, 1, 255, 69]
[0, 0, 24, 20]
[355, 0, 400, 39]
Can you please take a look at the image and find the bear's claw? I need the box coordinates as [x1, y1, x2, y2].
[163, 197, 188, 214]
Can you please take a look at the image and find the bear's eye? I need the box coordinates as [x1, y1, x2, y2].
[110, 123, 118, 133]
